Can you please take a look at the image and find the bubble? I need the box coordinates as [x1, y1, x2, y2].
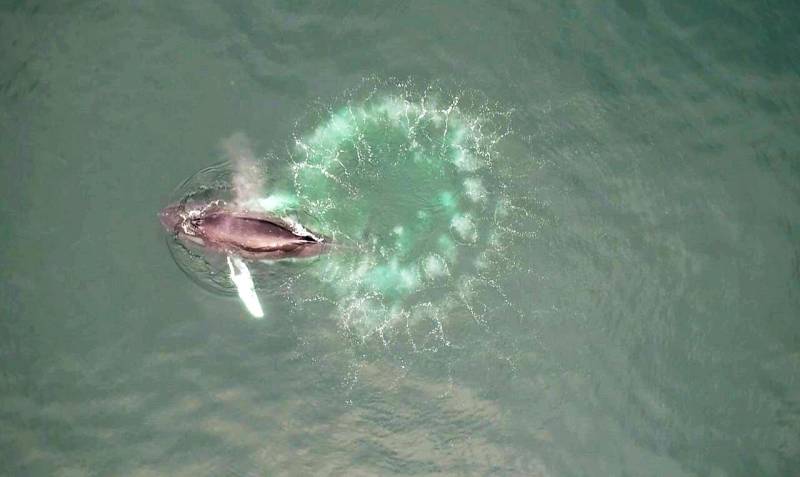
[450, 213, 478, 243]
[463, 177, 487, 203]
[285, 84, 520, 338]
[246, 193, 297, 213]
[452, 147, 480, 171]
[423, 254, 450, 279]
[436, 234, 458, 262]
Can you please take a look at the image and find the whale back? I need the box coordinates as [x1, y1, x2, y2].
[197, 211, 317, 253]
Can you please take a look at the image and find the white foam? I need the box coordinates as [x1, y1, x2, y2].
[249, 193, 297, 213]
[463, 177, 487, 202]
[399, 266, 420, 289]
[283, 216, 322, 242]
[450, 213, 478, 243]
[452, 148, 479, 171]
[423, 254, 449, 279]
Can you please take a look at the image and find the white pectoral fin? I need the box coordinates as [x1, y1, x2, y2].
[226, 255, 265, 319]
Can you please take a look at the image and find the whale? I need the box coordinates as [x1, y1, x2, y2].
[159, 199, 328, 319]
[159, 133, 328, 318]
[158, 200, 328, 261]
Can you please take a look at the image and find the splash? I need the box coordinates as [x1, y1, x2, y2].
[284, 89, 520, 340]
[165, 85, 528, 345]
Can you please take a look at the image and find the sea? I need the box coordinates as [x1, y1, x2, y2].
[1, 1, 799, 476]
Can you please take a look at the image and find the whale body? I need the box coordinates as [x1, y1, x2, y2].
[159, 201, 328, 261]
[159, 133, 331, 318]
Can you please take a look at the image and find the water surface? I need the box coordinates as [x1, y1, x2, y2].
[1, 1, 799, 476]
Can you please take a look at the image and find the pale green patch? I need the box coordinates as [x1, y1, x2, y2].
[283, 91, 513, 335]
[452, 147, 480, 172]
[365, 257, 420, 295]
[250, 193, 298, 213]
[423, 254, 449, 279]
[437, 234, 457, 262]
[463, 177, 487, 203]
[450, 213, 478, 243]
[438, 191, 458, 211]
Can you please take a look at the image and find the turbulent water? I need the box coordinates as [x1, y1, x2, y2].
[169, 85, 531, 345]
[2, 1, 800, 476]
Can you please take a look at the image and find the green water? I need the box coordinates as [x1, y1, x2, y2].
[2, 1, 799, 476]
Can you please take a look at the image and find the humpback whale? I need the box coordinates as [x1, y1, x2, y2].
[158, 201, 327, 261]
[159, 133, 328, 318]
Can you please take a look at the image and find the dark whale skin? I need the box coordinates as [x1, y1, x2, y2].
[159, 202, 329, 260]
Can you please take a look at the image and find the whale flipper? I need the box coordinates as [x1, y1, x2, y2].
[226, 255, 265, 319]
